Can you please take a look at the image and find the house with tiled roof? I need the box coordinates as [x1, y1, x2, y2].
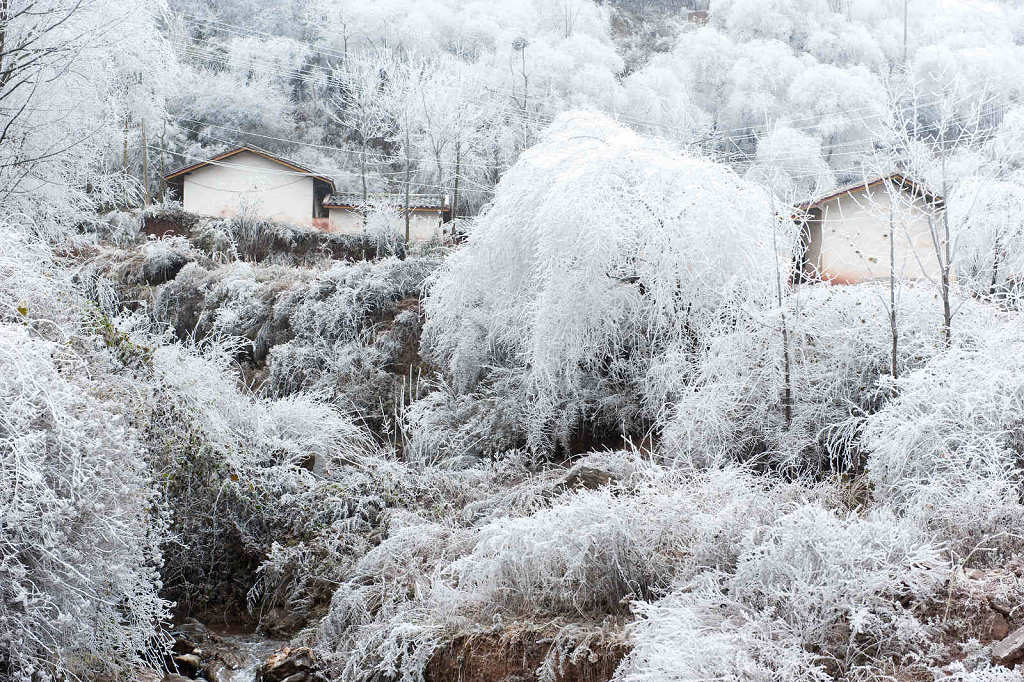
[323, 192, 449, 241]
[165, 147, 451, 240]
[792, 173, 945, 285]
[164, 146, 335, 228]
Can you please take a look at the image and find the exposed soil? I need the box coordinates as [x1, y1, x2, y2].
[425, 628, 629, 682]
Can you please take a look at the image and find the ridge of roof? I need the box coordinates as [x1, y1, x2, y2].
[794, 172, 944, 211]
[164, 145, 336, 191]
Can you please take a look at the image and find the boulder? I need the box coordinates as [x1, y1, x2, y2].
[992, 624, 1024, 665]
[172, 653, 202, 678]
[259, 646, 315, 682]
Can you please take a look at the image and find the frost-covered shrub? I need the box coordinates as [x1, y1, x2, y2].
[363, 201, 404, 258]
[400, 373, 529, 465]
[941, 664, 1024, 681]
[265, 257, 438, 422]
[0, 224, 169, 679]
[90, 210, 143, 246]
[145, 339, 400, 625]
[154, 261, 312, 360]
[315, 464, 812, 681]
[662, 283, 998, 472]
[141, 235, 198, 285]
[950, 177, 1024, 305]
[617, 505, 946, 681]
[0, 328, 170, 680]
[189, 213, 400, 266]
[423, 111, 792, 451]
[863, 323, 1024, 560]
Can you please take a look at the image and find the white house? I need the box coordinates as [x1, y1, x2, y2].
[323, 193, 450, 242]
[793, 174, 945, 285]
[164, 146, 335, 228]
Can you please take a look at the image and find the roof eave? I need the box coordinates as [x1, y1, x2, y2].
[163, 146, 336, 192]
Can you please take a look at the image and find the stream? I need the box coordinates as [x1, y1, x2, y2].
[169, 619, 287, 682]
[214, 634, 285, 682]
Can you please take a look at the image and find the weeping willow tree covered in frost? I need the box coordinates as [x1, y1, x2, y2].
[422, 112, 795, 451]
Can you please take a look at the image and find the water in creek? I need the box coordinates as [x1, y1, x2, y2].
[209, 633, 285, 682]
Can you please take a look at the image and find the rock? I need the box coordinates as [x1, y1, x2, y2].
[991, 624, 1024, 664]
[162, 675, 196, 682]
[172, 653, 202, 678]
[203, 660, 232, 682]
[563, 465, 618, 490]
[259, 646, 315, 682]
[558, 450, 640, 492]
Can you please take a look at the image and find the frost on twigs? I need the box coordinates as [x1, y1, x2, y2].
[863, 322, 1024, 561]
[0, 223, 169, 680]
[313, 462, 811, 681]
[662, 283, 998, 473]
[422, 111, 794, 452]
[617, 505, 946, 681]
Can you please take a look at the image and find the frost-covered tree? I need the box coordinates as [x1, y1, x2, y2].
[0, 222, 169, 679]
[661, 283, 998, 472]
[0, 0, 172, 219]
[422, 112, 793, 451]
[863, 322, 1024, 560]
[745, 125, 835, 201]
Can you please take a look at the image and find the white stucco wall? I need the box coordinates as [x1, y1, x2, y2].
[806, 185, 943, 284]
[182, 151, 315, 226]
[327, 207, 445, 241]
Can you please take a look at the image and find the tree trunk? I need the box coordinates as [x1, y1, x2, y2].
[435, 150, 444, 234]
[452, 139, 461, 236]
[889, 198, 898, 379]
[404, 125, 412, 245]
[941, 169, 953, 347]
[360, 139, 368, 227]
[123, 121, 129, 207]
[990, 235, 1002, 297]
[141, 121, 149, 207]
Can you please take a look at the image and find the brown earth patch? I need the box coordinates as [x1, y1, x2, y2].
[425, 626, 628, 682]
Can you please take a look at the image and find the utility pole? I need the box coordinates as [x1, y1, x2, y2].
[141, 121, 150, 207]
[903, 0, 909, 65]
[123, 118, 129, 207]
[159, 120, 167, 201]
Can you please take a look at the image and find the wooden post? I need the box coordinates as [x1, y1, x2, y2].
[123, 119, 129, 208]
[159, 119, 167, 201]
[141, 121, 150, 207]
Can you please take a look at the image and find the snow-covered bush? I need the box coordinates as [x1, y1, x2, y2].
[422, 112, 792, 451]
[617, 504, 946, 681]
[863, 323, 1024, 560]
[141, 235, 199, 285]
[155, 261, 312, 360]
[266, 257, 437, 420]
[0, 223, 169, 679]
[950, 177, 1024, 305]
[400, 372, 530, 465]
[314, 463, 813, 681]
[0, 327, 170, 680]
[662, 283, 998, 472]
[145, 338, 400, 625]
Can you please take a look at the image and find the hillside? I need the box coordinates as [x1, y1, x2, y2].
[5, 1, 1024, 682]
